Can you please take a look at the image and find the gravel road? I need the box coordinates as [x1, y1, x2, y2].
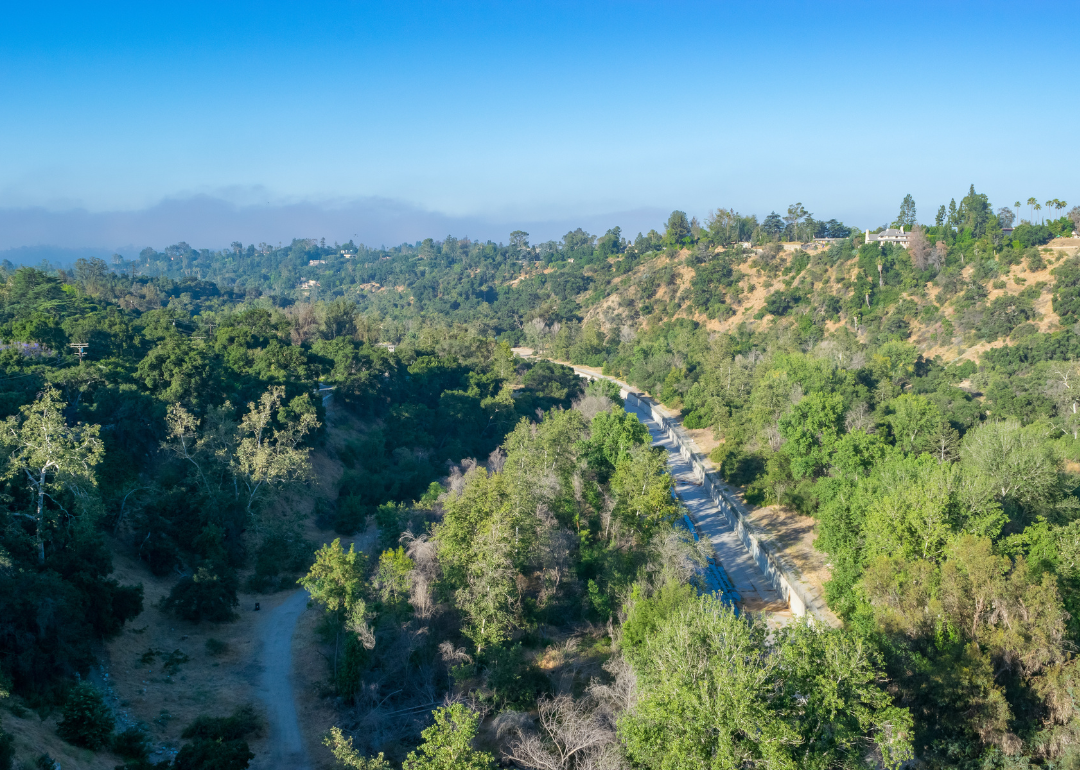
[254, 588, 311, 770]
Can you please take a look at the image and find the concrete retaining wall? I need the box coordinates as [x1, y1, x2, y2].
[577, 368, 832, 621]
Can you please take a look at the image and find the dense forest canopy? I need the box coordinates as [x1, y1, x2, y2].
[3, 187, 1080, 768]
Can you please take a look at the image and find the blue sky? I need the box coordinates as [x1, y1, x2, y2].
[1, 0, 1078, 251]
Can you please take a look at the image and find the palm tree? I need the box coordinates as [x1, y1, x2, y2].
[1027, 197, 1038, 223]
[1035, 202, 1043, 224]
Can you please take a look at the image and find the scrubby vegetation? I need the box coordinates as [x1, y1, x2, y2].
[4, 187, 1080, 767]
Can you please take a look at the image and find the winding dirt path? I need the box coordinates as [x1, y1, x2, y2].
[254, 588, 311, 770]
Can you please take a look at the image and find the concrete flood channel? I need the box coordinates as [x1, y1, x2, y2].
[568, 364, 828, 623]
[622, 391, 787, 615]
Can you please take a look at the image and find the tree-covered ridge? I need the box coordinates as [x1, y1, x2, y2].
[2, 185, 1080, 768]
[63, 187, 1076, 349]
[0, 263, 598, 766]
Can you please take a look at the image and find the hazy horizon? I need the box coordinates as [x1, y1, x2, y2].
[3, 0, 1078, 255]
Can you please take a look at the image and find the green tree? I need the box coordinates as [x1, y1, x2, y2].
[761, 211, 784, 238]
[893, 194, 917, 228]
[664, 211, 691, 247]
[57, 682, 113, 749]
[784, 202, 809, 240]
[863, 455, 965, 562]
[885, 394, 946, 456]
[578, 408, 649, 482]
[1, 385, 104, 564]
[300, 539, 373, 670]
[610, 445, 678, 537]
[234, 386, 319, 515]
[372, 546, 413, 613]
[779, 391, 844, 478]
[960, 419, 1060, 514]
[403, 704, 496, 770]
[455, 510, 518, 652]
[619, 595, 912, 770]
[325, 726, 391, 770]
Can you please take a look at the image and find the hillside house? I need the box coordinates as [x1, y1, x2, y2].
[865, 227, 910, 248]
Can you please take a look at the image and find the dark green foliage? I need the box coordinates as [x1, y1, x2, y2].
[245, 528, 311, 593]
[181, 704, 260, 742]
[332, 495, 369, 535]
[0, 722, 12, 770]
[162, 564, 239, 623]
[763, 288, 802, 316]
[165, 706, 259, 770]
[112, 725, 151, 760]
[483, 644, 552, 710]
[204, 638, 228, 656]
[56, 681, 113, 749]
[172, 738, 253, 770]
[1053, 256, 1080, 324]
[690, 256, 736, 315]
[1011, 223, 1054, 248]
[976, 293, 1035, 341]
[520, 361, 582, 406]
[0, 566, 142, 699]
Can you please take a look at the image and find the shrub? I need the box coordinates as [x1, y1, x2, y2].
[332, 496, 368, 535]
[1012, 223, 1054, 248]
[1026, 247, 1046, 272]
[483, 644, 551, 710]
[181, 704, 261, 742]
[0, 724, 12, 770]
[245, 529, 312, 592]
[163, 564, 239, 623]
[204, 638, 229, 656]
[56, 682, 113, 749]
[112, 725, 150, 760]
[173, 739, 253, 770]
[173, 705, 260, 770]
[763, 289, 801, 317]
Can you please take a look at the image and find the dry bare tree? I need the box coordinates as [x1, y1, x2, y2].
[1046, 361, 1080, 439]
[539, 526, 575, 608]
[909, 225, 931, 271]
[402, 530, 440, 620]
[286, 302, 320, 344]
[572, 393, 614, 422]
[506, 694, 625, 770]
[487, 447, 507, 474]
[647, 527, 710, 588]
[447, 459, 476, 495]
[931, 241, 948, 270]
[587, 657, 637, 715]
[845, 401, 875, 434]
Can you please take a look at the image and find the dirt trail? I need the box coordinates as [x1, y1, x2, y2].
[253, 588, 311, 770]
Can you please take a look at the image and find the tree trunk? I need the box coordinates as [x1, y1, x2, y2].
[36, 467, 46, 565]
